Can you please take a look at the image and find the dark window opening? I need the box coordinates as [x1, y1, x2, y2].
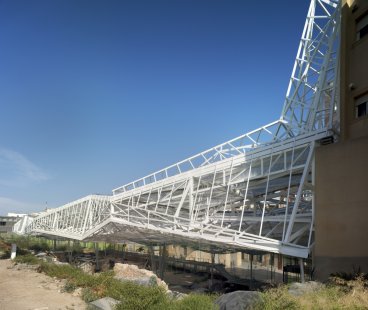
[357, 102, 367, 118]
[356, 13, 368, 40]
[0, 221, 6, 226]
[359, 24, 368, 39]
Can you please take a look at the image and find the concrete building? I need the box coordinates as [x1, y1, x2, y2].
[0, 216, 20, 234]
[314, 0, 368, 280]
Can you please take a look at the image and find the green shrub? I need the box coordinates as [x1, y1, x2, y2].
[81, 287, 99, 302]
[149, 275, 158, 286]
[29, 242, 50, 252]
[255, 286, 298, 310]
[55, 244, 67, 251]
[0, 249, 10, 259]
[255, 279, 368, 310]
[63, 280, 77, 293]
[170, 294, 218, 310]
[113, 281, 169, 310]
[14, 254, 40, 265]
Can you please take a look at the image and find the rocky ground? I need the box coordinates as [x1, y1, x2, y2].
[0, 259, 86, 310]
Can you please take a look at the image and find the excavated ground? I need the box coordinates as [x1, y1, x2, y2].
[0, 259, 86, 310]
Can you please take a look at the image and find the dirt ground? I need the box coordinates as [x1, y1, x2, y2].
[0, 259, 86, 310]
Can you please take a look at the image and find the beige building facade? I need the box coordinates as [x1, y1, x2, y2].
[314, 0, 368, 280]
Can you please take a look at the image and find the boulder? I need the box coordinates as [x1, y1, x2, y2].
[215, 290, 261, 310]
[113, 263, 168, 291]
[89, 297, 120, 310]
[288, 281, 324, 296]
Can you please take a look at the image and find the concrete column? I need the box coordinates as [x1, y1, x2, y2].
[10, 244, 17, 260]
[67, 240, 72, 263]
[210, 252, 215, 289]
[299, 258, 305, 283]
[149, 245, 156, 273]
[158, 244, 167, 280]
[250, 254, 253, 289]
[95, 242, 100, 271]
[270, 253, 274, 282]
[121, 243, 126, 262]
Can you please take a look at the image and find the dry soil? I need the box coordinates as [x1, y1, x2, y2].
[0, 259, 86, 310]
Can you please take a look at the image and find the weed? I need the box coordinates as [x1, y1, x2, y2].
[170, 294, 219, 310]
[14, 254, 40, 265]
[81, 287, 99, 302]
[29, 242, 50, 252]
[63, 281, 77, 293]
[256, 286, 299, 310]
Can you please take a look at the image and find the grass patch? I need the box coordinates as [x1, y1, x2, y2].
[256, 277, 368, 310]
[14, 254, 40, 265]
[169, 294, 218, 310]
[256, 286, 298, 310]
[81, 287, 99, 302]
[114, 282, 170, 310]
[63, 280, 77, 293]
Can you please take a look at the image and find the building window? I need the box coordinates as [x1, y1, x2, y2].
[356, 13, 368, 40]
[0, 221, 6, 226]
[357, 102, 367, 117]
[355, 94, 368, 118]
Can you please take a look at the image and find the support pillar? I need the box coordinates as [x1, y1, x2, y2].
[209, 252, 215, 289]
[250, 254, 253, 289]
[10, 243, 17, 260]
[299, 258, 305, 283]
[149, 245, 156, 273]
[158, 244, 167, 280]
[67, 240, 72, 263]
[270, 253, 274, 282]
[95, 242, 100, 272]
[121, 243, 126, 262]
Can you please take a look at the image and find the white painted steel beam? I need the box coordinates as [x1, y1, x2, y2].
[17, 0, 341, 259]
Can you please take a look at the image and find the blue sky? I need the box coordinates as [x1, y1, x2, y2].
[0, 0, 309, 215]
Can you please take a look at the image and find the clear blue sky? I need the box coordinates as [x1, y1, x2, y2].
[0, 0, 310, 215]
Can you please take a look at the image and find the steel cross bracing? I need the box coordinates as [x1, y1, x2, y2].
[19, 0, 341, 259]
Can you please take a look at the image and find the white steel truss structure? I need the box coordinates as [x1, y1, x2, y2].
[16, 0, 341, 259]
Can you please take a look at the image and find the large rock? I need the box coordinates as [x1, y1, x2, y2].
[215, 291, 261, 310]
[288, 281, 324, 296]
[113, 263, 168, 291]
[89, 297, 120, 310]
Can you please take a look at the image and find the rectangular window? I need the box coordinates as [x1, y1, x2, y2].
[355, 94, 368, 118]
[357, 102, 367, 117]
[0, 222, 6, 226]
[356, 13, 368, 40]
